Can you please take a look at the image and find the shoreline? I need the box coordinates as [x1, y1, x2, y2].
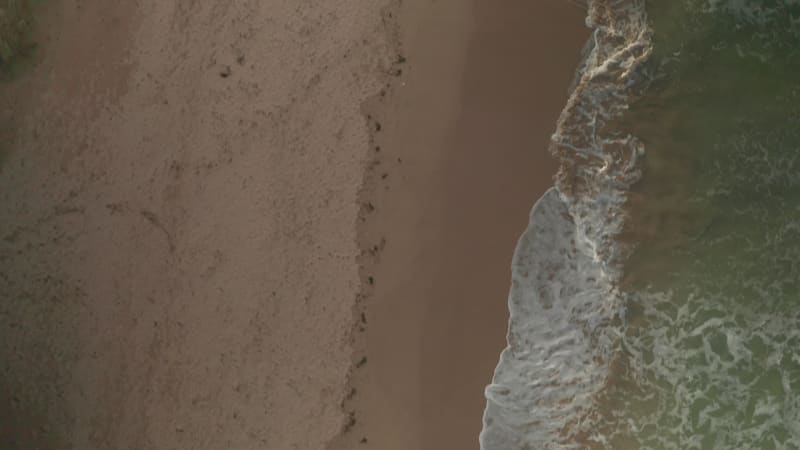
[334, 1, 589, 449]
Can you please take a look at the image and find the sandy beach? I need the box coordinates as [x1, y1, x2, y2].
[1, 0, 398, 448]
[0, 0, 586, 449]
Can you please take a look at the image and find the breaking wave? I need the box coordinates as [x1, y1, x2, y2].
[482, 0, 800, 448]
[481, 1, 653, 448]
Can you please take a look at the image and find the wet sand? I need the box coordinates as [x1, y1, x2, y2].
[334, 1, 589, 449]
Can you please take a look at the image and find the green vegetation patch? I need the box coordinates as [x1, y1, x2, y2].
[0, 0, 34, 69]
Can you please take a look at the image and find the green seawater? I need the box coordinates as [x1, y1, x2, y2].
[594, 1, 800, 448]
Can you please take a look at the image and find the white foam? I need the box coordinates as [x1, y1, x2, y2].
[481, 189, 620, 449]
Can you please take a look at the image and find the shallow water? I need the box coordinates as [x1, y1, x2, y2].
[482, 1, 800, 448]
[604, 1, 800, 447]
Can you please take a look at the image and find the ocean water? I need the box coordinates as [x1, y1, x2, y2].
[481, 0, 800, 449]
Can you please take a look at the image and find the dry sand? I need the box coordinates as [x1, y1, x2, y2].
[0, 0, 587, 449]
[1, 0, 398, 448]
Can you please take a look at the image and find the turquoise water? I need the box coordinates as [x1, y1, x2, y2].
[482, 1, 800, 448]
